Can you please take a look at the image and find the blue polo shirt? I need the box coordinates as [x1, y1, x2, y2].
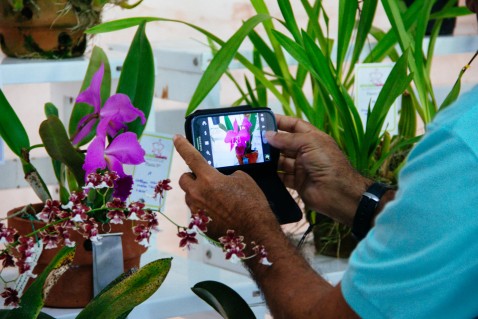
[341, 86, 478, 318]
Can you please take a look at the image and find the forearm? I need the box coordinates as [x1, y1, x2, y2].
[241, 211, 356, 318]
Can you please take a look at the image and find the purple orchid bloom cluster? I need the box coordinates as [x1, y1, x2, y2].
[224, 116, 252, 156]
[73, 64, 146, 190]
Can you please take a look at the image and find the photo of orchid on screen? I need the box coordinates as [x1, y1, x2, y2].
[209, 113, 264, 167]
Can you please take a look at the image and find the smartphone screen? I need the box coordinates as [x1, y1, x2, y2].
[190, 109, 276, 169]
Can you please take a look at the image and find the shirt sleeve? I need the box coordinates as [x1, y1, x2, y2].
[341, 125, 478, 319]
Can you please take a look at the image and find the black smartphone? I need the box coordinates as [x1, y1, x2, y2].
[185, 106, 302, 225]
[185, 106, 278, 174]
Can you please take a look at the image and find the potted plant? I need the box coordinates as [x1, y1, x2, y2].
[223, 113, 259, 165]
[178, 0, 477, 258]
[0, 16, 162, 310]
[0, 0, 143, 59]
[90, 0, 475, 258]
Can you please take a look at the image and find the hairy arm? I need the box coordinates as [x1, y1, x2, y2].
[174, 134, 359, 318]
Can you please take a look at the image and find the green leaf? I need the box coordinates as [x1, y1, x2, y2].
[398, 91, 417, 139]
[76, 258, 172, 319]
[117, 22, 155, 137]
[186, 14, 272, 115]
[0, 89, 30, 158]
[350, 0, 378, 68]
[24, 165, 52, 202]
[363, 50, 413, 159]
[69, 46, 111, 144]
[44, 103, 59, 117]
[86, 17, 163, 34]
[336, 0, 358, 79]
[429, 6, 473, 19]
[277, 0, 302, 45]
[6, 246, 75, 319]
[192, 280, 256, 319]
[40, 116, 85, 187]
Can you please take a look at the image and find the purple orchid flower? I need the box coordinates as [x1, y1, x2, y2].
[72, 64, 146, 144]
[83, 131, 145, 178]
[224, 117, 251, 156]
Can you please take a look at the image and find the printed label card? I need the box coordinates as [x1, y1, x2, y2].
[354, 62, 401, 135]
[129, 132, 174, 210]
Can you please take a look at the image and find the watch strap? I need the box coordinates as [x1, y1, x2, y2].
[352, 182, 392, 240]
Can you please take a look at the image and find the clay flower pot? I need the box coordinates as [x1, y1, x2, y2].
[0, 0, 100, 59]
[236, 150, 259, 165]
[7, 203, 147, 308]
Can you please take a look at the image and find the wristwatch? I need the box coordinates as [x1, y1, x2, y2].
[352, 182, 392, 240]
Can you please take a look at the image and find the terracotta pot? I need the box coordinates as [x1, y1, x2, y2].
[7, 203, 147, 308]
[236, 150, 259, 165]
[0, 0, 100, 59]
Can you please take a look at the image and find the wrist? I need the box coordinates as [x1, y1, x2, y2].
[352, 182, 395, 240]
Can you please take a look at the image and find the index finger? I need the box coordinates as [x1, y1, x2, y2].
[173, 134, 216, 177]
[275, 114, 316, 134]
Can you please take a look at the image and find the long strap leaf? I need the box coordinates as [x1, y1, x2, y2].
[76, 258, 172, 319]
[117, 22, 155, 137]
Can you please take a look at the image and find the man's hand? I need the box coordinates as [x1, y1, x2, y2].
[173, 134, 276, 240]
[266, 114, 372, 225]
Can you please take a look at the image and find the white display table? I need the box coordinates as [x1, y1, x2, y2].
[41, 244, 344, 319]
[42, 247, 265, 319]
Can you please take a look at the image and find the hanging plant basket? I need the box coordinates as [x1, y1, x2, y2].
[0, 0, 101, 59]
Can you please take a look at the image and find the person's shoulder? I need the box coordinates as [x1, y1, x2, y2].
[430, 86, 478, 152]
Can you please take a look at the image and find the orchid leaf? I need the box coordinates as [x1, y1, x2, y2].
[336, 0, 358, 79]
[25, 166, 52, 202]
[186, 14, 272, 115]
[5, 246, 75, 319]
[0, 89, 30, 158]
[69, 46, 111, 144]
[363, 50, 413, 162]
[192, 280, 256, 319]
[0, 89, 51, 201]
[40, 115, 85, 186]
[76, 258, 172, 319]
[398, 92, 417, 139]
[44, 102, 58, 117]
[86, 17, 163, 34]
[117, 21, 155, 137]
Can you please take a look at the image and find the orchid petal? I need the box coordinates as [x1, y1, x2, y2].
[237, 128, 250, 143]
[105, 132, 146, 166]
[72, 114, 97, 145]
[83, 135, 107, 176]
[113, 175, 134, 201]
[105, 155, 126, 176]
[76, 64, 104, 113]
[242, 117, 252, 132]
[232, 119, 239, 132]
[101, 93, 146, 137]
[224, 130, 237, 150]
